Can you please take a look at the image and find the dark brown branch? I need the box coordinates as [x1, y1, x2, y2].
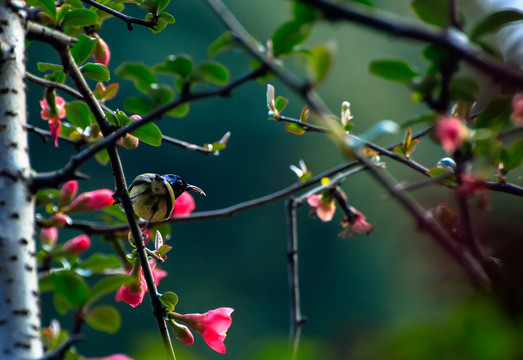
[80, 0, 157, 30]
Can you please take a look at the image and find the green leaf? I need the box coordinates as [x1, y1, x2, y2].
[193, 61, 229, 85]
[502, 139, 523, 171]
[208, 31, 236, 57]
[449, 78, 480, 102]
[115, 62, 156, 93]
[422, 45, 449, 65]
[25, 0, 57, 20]
[285, 122, 306, 135]
[369, 59, 420, 84]
[124, 97, 156, 115]
[306, 44, 333, 83]
[411, 0, 449, 27]
[293, 2, 321, 22]
[62, 9, 98, 27]
[89, 275, 134, 305]
[65, 101, 91, 130]
[159, 292, 178, 311]
[147, 83, 174, 104]
[350, 0, 375, 6]
[130, 122, 163, 146]
[37, 62, 64, 72]
[470, 9, 523, 40]
[85, 305, 121, 333]
[476, 98, 512, 130]
[274, 96, 288, 113]
[114, 110, 131, 126]
[51, 271, 89, 309]
[427, 168, 456, 186]
[44, 70, 67, 84]
[79, 253, 121, 275]
[70, 34, 98, 66]
[166, 102, 189, 118]
[146, 11, 175, 33]
[53, 293, 70, 315]
[156, 0, 170, 13]
[80, 63, 110, 82]
[95, 147, 110, 165]
[153, 54, 193, 78]
[272, 19, 313, 56]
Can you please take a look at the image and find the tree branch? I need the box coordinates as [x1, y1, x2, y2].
[80, 0, 157, 30]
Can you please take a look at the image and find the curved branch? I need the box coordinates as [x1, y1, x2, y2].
[80, 0, 157, 30]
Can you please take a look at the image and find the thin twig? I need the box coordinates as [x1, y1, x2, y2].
[80, 0, 157, 30]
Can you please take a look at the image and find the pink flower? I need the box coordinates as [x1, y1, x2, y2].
[88, 354, 133, 360]
[40, 227, 58, 248]
[59, 180, 78, 208]
[40, 96, 66, 147]
[171, 307, 234, 353]
[435, 116, 468, 153]
[115, 264, 167, 308]
[63, 234, 90, 255]
[511, 93, 523, 126]
[170, 192, 195, 217]
[62, 189, 114, 212]
[93, 33, 111, 66]
[339, 209, 373, 238]
[307, 194, 335, 222]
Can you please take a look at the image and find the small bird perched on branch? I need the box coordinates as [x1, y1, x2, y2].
[128, 173, 205, 226]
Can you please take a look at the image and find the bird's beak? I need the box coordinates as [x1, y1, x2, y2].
[186, 184, 206, 196]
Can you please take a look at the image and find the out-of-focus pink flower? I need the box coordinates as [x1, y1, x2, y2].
[88, 354, 133, 360]
[62, 189, 114, 212]
[170, 192, 195, 217]
[115, 263, 167, 308]
[307, 194, 335, 222]
[59, 180, 78, 208]
[339, 209, 373, 238]
[169, 320, 195, 346]
[511, 93, 523, 126]
[171, 307, 234, 354]
[435, 116, 468, 154]
[117, 134, 139, 149]
[92, 33, 111, 66]
[63, 234, 90, 255]
[40, 227, 58, 248]
[456, 174, 490, 209]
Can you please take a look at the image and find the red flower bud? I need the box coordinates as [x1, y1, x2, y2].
[169, 320, 195, 346]
[170, 192, 196, 217]
[62, 189, 114, 212]
[63, 234, 90, 255]
[115, 263, 167, 308]
[59, 180, 78, 208]
[92, 33, 111, 66]
[48, 213, 72, 227]
[435, 116, 468, 154]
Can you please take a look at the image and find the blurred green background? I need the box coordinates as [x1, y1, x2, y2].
[27, 0, 523, 359]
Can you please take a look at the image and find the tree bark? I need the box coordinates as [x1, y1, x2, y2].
[0, 3, 43, 359]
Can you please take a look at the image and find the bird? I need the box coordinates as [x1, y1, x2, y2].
[127, 173, 205, 226]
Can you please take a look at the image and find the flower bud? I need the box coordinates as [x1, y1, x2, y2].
[40, 227, 58, 248]
[62, 189, 114, 212]
[117, 134, 139, 149]
[48, 213, 72, 227]
[92, 33, 111, 66]
[59, 180, 78, 208]
[169, 320, 195, 346]
[63, 234, 90, 255]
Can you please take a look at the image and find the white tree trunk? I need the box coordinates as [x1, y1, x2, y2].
[0, 4, 43, 359]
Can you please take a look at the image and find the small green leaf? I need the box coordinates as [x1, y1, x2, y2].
[305, 44, 333, 83]
[95, 147, 110, 165]
[411, 0, 449, 27]
[80, 63, 110, 82]
[37, 62, 64, 72]
[35, 189, 60, 207]
[51, 271, 89, 309]
[147, 83, 174, 104]
[130, 122, 163, 146]
[62, 8, 98, 27]
[156, 0, 170, 13]
[153, 54, 193, 78]
[124, 97, 156, 115]
[65, 101, 91, 130]
[476, 98, 512, 130]
[194, 61, 229, 85]
[470, 9, 523, 40]
[114, 110, 131, 126]
[272, 19, 313, 56]
[25, 0, 57, 20]
[369, 59, 420, 84]
[502, 139, 523, 171]
[85, 305, 121, 333]
[89, 275, 135, 305]
[159, 292, 178, 311]
[274, 96, 288, 113]
[166, 102, 189, 118]
[146, 11, 175, 33]
[293, 2, 321, 22]
[208, 31, 236, 57]
[285, 122, 306, 135]
[115, 62, 156, 93]
[70, 34, 98, 66]
[427, 168, 456, 185]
